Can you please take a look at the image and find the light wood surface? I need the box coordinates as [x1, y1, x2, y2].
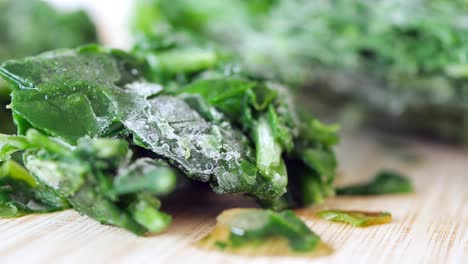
[0, 134, 466, 263]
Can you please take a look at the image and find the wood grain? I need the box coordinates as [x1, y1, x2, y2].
[0, 134, 466, 263]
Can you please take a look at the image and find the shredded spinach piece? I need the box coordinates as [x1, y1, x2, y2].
[206, 209, 321, 253]
[317, 210, 392, 227]
[337, 170, 413, 196]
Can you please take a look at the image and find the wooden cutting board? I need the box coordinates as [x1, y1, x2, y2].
[0, 134, 466, 263]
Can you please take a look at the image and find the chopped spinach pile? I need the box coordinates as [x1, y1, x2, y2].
[337, 170, 414, 196]
[0, 45, 338, 234]
[317, 210, 392, 227]
[1, 130, 174, 234]
[198, 209, 331, 256]
[0, 0, 98, 133]
[132, 0, 468, 142]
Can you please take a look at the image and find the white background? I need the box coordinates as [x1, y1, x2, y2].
[46, 0, 133, 49]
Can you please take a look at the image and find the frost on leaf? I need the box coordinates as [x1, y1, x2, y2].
[122, 94, 258, 195]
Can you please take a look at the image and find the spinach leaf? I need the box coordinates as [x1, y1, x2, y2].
[226, 210, 320, 252]
[0, 0, 97, 63]
[128, 193, 172, 234]
[0, 134, 31, 161]
[317, 210, 392, 227]
[337, 170, 414, 196]
[0, 0, 98, 133]
[0, 46, 147, 143]
[202, 209, 321, 253]
[0, 130, 176, 235]
[125, 94, 258, 195]
[114, 159, 177, 196]
[175, 77, 337, 207]
[0, 159, 68, 218]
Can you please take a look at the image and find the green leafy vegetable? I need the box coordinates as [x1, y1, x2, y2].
[179, 78, 338, 208]
[132, 0, 468, 142]
[0, 130, 176, 235]
[337, 170, 413, 196]
[128, 193, 172, 234]
[0, 0, 97, 62]
[114, 159, 177, 196]
[0, 159, 68, 218]
[0, 45, 338, 208]
[317, 210, 392, 227]
[198, 209, 331, 256]
[0, 0, 98, 133]
[0, 44, 338, 234]
[0, 46, 269, 199]
[134, 37, 338, 208]
[224, 209, 320, 252]
[131, 2, 339, 208]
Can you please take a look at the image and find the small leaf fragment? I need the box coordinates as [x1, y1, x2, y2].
[198, 209, 332, 256]
[317, 210, 392, 227]
[337, 170, 413, 195]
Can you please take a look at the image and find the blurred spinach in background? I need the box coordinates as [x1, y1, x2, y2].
[132, 0, 468, 143]
[0, 0, 98, 134]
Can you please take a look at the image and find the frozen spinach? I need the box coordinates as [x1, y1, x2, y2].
[0, 45, 338, 234]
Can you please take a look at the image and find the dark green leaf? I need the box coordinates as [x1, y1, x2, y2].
[0, 0, 97, 63]
[0, 160, 68, 218]
[220, 209, 321, 252]
[179, 78, 255, 118]
[0, 0, 98, 134]
[128, 193, 171, 233]
[317, 210, 392, 227]
[0, 131, 173, 235]
[337, 170, 414, 195]
[114, 159, 177, 196]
